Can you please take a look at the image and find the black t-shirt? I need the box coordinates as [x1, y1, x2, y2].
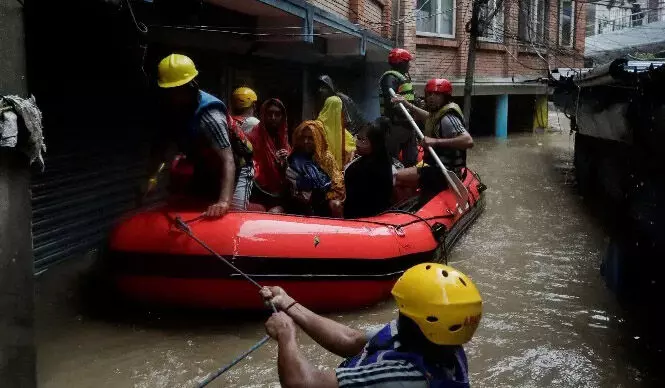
[344, 156, 394, 218]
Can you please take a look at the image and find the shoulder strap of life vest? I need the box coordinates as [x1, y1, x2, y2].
[379, 71, 415, 116]
[380, 70, 407, 83]
[192, 91, 253, 166]
[340, 321, 470, 388]
[425, 102, 465, 137]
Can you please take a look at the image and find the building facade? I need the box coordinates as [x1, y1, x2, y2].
[307, 0, 587, 133]
[584, 0, 665, 65]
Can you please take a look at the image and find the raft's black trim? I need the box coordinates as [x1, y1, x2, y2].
[107, 250, 435, 280]
[109, 193, 485, 281]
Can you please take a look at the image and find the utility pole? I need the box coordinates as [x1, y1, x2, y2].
[463, 0, 503, 127]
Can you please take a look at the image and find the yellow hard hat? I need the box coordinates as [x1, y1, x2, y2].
[232, 87, 258, 109]
[391, 263, 482, 345]
[157, 54, 199, 88]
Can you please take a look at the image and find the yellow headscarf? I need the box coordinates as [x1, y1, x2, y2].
[317, 96, 356, 169]
[292, 120, 345, 201]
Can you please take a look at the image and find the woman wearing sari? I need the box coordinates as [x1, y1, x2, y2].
[286, 120, 345, 218]
[317, 96, 356, 169]
[247, 98, 290, 212]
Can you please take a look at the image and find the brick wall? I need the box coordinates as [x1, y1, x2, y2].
[310, 0, 392, 38]
[513, 52, 549, 75]
[309, 0, 350, 19]
[397, 0, 417, 55]
[474, 49, 507, 77]
[401, 0, 587, 81]
[573, 1, 586, 60]
[363, 0, 384, 34]
[414, 46, 459, 79]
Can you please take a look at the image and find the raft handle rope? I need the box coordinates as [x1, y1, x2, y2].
[172, 216, 277, 387]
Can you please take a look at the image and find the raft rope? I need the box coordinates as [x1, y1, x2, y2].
[172, 216, 277, 387]
[174, 216, 269, 291]
[195, 336, 271, 387]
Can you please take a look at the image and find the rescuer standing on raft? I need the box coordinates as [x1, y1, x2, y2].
[379, 48, 419, 167]
[154, 54, 254, 217]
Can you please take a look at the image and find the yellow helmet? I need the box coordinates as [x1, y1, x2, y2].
[232, 87, 258, 109]
[157, 54, 199, 88]
[391, 263, 482, 345]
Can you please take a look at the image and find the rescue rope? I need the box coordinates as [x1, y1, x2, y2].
[196, 336, 271, 387]
[172, 216, 276, 387]
[174, 216, 272, 292]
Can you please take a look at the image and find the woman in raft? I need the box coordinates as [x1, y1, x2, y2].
[247, 98, 290, 213]
[344, 118, 396, 218]
[285, 120, 345, 218]
[317, 95, 356, 169]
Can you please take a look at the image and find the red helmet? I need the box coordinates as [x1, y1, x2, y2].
[388, 48, 413, 65]
[425, 78, 453, 95]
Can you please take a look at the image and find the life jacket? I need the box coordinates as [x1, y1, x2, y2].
[231, 115, 247, 131]
[379, 70, 415, 118]
[340, 320, 470, 388]
[187, 91, 253, 169]
[232, 115, 260, 134]
[424, 102, 466, 171]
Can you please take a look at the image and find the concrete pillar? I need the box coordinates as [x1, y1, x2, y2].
[495, 94, 508, 138]
[0, 0, 35, 387]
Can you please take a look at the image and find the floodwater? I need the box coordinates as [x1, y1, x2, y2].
[36, 120, 663, 387]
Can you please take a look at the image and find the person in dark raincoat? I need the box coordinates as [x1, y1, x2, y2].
[317, 75, 366, 135]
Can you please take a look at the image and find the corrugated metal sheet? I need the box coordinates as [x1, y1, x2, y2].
[31, 148, 152, 273]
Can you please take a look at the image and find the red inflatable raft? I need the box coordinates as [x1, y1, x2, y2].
[106, 169, 485, 312]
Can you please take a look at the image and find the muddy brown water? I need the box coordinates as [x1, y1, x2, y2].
[37, 132, 661, 387]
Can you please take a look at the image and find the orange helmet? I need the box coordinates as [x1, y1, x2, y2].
[388, 48, 413, 65]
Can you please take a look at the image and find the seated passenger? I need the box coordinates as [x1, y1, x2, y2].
[230, 87, 260, 133]
[247, 98, 290, 213]
[286, 120, 345, 218]
[344, 118, 395, 218]
[317, 96, 356, 169]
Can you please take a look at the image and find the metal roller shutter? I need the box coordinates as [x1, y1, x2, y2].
[31, 147, 152, 274]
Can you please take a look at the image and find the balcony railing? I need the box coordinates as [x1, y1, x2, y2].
[586, 6, 665, 36]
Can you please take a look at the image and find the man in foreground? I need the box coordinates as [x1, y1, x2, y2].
[262, 263, 482, 387]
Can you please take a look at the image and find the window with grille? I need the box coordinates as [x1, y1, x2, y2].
[518, 0, 547, 44]
[559, 0, 575, 46]
[479, 0, 505, 42]
[416, 0, 456, 38]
